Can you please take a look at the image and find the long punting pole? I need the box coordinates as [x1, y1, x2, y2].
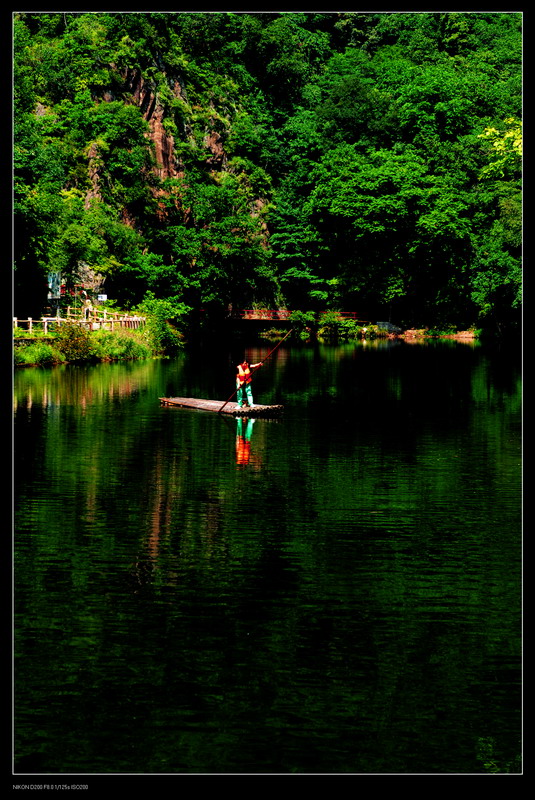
[218, 328, 294, 413]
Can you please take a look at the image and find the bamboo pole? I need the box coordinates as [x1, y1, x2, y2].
[218, 328, 293, 413]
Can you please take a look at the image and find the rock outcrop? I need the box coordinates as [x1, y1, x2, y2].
[123, 67, 183, 182]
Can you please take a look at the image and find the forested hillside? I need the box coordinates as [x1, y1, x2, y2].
[13, 11, 522, 333]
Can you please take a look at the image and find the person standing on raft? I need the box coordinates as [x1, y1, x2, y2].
[236, 359, 262, 408]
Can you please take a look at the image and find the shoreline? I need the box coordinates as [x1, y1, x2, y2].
[13, 329, 484, 369]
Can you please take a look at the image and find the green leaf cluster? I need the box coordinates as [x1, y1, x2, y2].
[54, 321, 95, 361]
[14, 11, 522, 332]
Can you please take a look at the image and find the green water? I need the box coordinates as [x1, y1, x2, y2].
[13, 339, 522, 775]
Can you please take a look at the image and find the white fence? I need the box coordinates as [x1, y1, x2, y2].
[14, 311, 146, 334]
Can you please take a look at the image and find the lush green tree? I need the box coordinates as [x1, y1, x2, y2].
[478, 117, 522, 179]
[305, 142, 476, 322]
[252, 13, 333, 112]
[468, 118, 521, 327]
[13, 11, 522, 332]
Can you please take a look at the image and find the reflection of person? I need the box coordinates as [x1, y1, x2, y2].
[236, 417, 255, 465]
[236, 359, 262, 408]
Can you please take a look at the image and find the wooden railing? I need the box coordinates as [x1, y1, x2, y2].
[14, 311, 146, 334]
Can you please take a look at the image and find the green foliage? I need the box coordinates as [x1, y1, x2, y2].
[90, 329, 152, 360]
[54, 321, 95, 361]
[337, 318, 364, 339]
[316, 310, 344, 338]
[13, 11, 521, 332]
[289, 309, 318, 339]
[13, 326, 55, 340]
[252, 13, 333, 109]
[135, 292, 190, 353]
[14, 326, 158, 365]
[315, 314, 376, 340]
[14, 342, 66, 366]
[478, 117, 522, 179]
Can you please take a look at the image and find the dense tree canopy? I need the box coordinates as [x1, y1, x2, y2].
[13, 11, 522, 332]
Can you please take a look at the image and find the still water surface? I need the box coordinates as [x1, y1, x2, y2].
[14, 338, 521, 774]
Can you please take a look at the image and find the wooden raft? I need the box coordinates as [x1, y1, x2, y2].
[159, 397, 284, 417]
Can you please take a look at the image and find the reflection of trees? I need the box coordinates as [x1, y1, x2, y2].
[14, 358, 169, 411]
[14, 345, 521, 772]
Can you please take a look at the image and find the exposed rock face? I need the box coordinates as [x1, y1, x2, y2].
[85, 141, 102, 209]
[123, 67, 182, 181]
[85, 66, 192, 222]
[84, 66, 264, 231]
[203, 130, 227, 171]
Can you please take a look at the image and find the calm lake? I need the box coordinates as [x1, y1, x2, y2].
[13, 337, 522, 775]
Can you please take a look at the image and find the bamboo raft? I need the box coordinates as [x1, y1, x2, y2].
[159, 397, 284, 417]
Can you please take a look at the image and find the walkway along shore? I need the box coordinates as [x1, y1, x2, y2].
[13, 310, 146, 334]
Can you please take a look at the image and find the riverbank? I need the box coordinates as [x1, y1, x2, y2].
[14, 325, 485, 367]
[259, 322, 483, 344]
[13, 326, 157, 368]
[394, 329, 480, 340]
[12, 314, 491, 368]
